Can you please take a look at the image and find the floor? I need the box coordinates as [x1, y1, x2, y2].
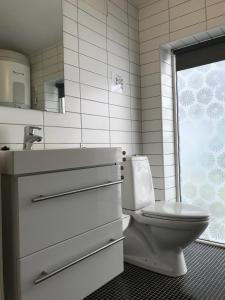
[85, 242, 225, 300]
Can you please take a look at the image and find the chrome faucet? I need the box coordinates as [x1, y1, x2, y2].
[23, 126, 42, 150]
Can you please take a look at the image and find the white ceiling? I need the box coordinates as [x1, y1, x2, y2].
[0, 0, 62, 56]
[130, 0, 150, 8]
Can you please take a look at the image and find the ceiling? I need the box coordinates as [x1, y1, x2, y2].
[130, 0, 150, 8]
[0, 0, 62, 56]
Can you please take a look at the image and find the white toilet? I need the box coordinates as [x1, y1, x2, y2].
[121, 156, 209, 277]
[122, 214, 130, 231]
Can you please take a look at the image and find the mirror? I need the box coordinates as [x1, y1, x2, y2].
[0, 0, 64, 113]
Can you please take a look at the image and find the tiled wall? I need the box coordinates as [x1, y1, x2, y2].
[63, 0, 142, 154]
[0, 0, 142, 155]
[139, 0, 225, 201]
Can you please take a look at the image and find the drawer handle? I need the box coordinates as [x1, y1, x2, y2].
[33, 236, 125, 285]
[32, 180, 123, 203]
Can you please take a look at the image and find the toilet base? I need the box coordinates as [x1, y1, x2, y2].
[123, 219, 188, 277]
[124, 251, 187, 277]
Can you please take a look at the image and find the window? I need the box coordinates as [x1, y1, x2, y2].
[175, 37, 225, 244]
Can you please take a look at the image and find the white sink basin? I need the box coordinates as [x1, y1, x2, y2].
[0, 148, 122, 175]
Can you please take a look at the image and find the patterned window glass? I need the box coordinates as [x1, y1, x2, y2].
[177, 60, 225, 244]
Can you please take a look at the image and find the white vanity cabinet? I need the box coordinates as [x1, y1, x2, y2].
[0, 148, 124, 300]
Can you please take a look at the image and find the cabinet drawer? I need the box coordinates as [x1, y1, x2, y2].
[19, 220, 124, 300]
[17, 165, 122, 257]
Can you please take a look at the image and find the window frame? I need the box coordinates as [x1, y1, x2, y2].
[172, 52, 181, 203]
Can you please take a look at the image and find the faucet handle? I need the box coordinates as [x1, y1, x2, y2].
[30, 126, 41, 131]
[25, 125, 41, 135]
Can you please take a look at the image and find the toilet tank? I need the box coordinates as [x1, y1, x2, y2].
[121, 156, 155, 210]
[0, 50, 31, 109]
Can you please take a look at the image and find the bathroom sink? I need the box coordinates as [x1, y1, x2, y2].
[0, 148, 122, 175]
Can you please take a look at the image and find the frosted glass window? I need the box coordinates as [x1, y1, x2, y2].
[177, 60, 225, 244]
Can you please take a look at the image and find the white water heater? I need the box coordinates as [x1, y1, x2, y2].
[0, 49, 31, 109]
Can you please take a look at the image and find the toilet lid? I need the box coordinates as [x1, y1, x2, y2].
[142, 202, 209, 221]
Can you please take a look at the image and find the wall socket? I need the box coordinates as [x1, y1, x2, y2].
[111, 73, 124, 94]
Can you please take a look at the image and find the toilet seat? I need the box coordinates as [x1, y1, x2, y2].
[122, 213, 130, 231]
[142, 202, 209, 222]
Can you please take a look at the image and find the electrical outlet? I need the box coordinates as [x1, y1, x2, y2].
[111, 73, 124, 94]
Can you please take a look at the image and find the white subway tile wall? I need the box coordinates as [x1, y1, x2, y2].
[0, 0, 142, 156]
[139, 0, 225, 201]
[63, 0, 142, 154]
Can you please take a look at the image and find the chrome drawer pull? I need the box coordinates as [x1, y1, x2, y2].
[33, 236, 125, 285]
[32, 180, 123, 203]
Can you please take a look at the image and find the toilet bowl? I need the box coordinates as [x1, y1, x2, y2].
[121, 156, 209, 277]
[122, 213, 130, 231]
